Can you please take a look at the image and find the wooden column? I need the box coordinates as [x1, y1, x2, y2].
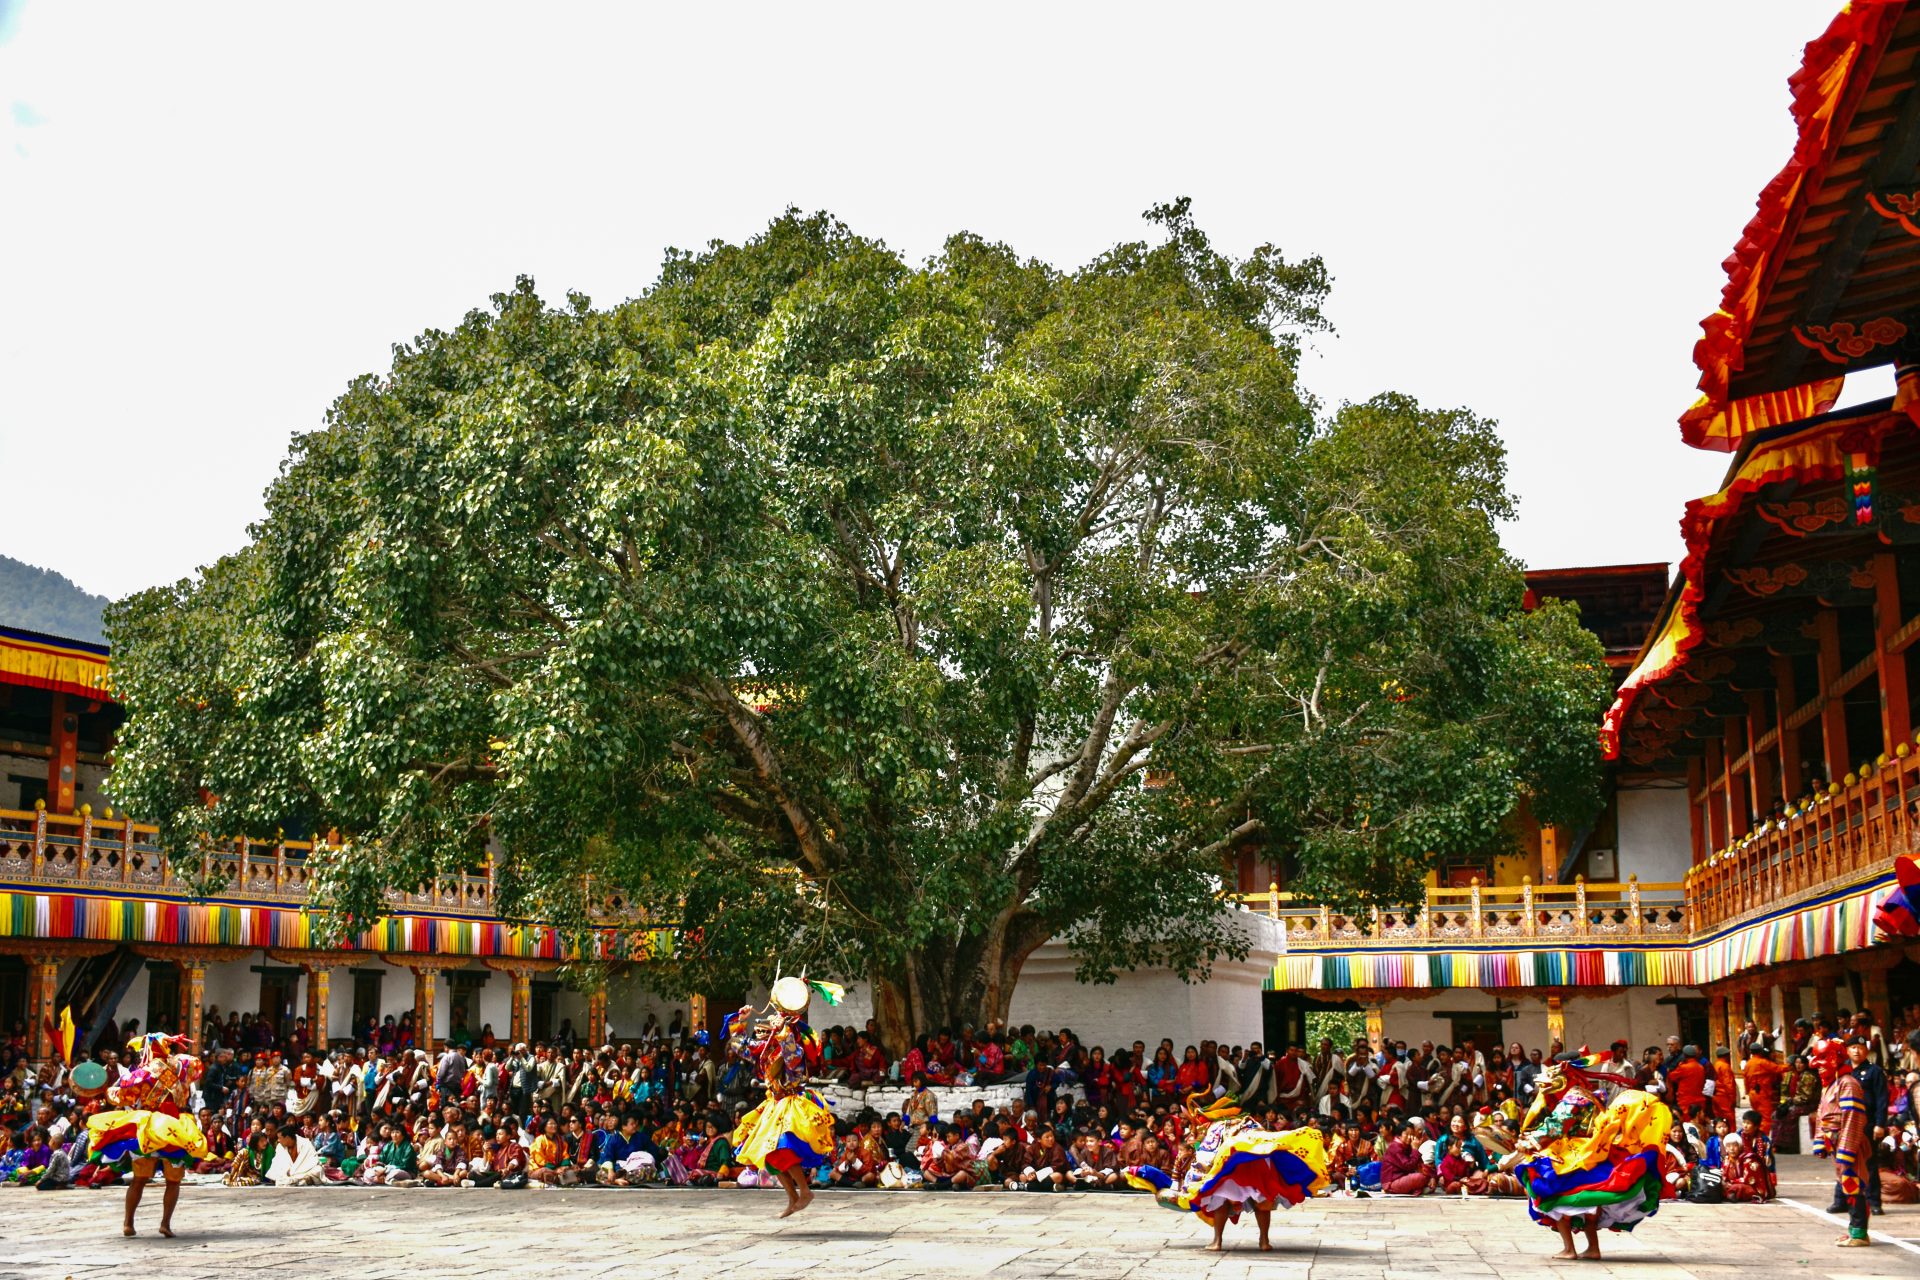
[1366, 1004, 1386, 1052]
[1777, 980, 1803, 1035]
[587, 988, 608, 1047]
[1546, 995, 1565, 1048]
[1773, 656, 1803, 800]
[1746, 692, 1776, 817]
[511, 970, 531, 1044]
[1853, 951, 1898, 1027]
[1704, 740, 1729, 851]
[180, 960, 206, 1051]
[1709, 991, 1730, 1053]
[408, 965, 443, 1053]
[27, 955, 60, 1062]
[306, 966, 332, 1048]
[1814, 969, 1842, 1023]
[1817, 612, 1849, 782]
[1725, 718, 1751, 836]
[1687, 760, 1707, 863]
[689, 994, 708, 1042]
[481, 958, 557, 1047]
[1874, 552, 1912, 753]
[47, 693, 78, 815]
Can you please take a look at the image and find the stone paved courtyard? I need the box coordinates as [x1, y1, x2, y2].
[5, 1157, 1917, 1280]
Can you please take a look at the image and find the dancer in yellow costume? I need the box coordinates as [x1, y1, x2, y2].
[726, 976, 839, 1218]
[1126, 1090, 1329, 1252]
[86, 1032, 209, 1238]
[1510, 1053, 1670, 1261]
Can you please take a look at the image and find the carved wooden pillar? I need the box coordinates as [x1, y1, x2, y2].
[1746, 692, 1776, 817]
[415, 967, 439, 1053]
[511, 970, 531, 1045]
[1365, 1004, 1385, 1052]
[1874, 552, 1912, 754]
[587, 988, 608, 1047]
[1546, 995, 1565, 1048]
[1813, 967, 1842, 1023]
[306, 966, 332, 1048]
[180, 960, 206, 1051]
[1777, 978, 1803, 1035]
[1725, 717, 1751, 837]
[1817, 612, 1850, 782]
[47, 693, 78, 815]
[1773, 656, 1803, 801]
[1709, 990, 1731, 1053]
[689, 994, 708, 1042]
[27, 955, 60, 1062]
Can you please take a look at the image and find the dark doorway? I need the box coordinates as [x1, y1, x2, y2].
[1675, 998, 1710, 1053]
[351, 970, 384, 1039]
[0, 956, 23, 1036]
[446, 972, 487, 1044]
[1261, 992, 1310, 1053]
[1449, 1016, 1507, 1054]
[531, 983, 558, 1043]
[259, 971, 298, 1039]
[146, 963, 180, 1034]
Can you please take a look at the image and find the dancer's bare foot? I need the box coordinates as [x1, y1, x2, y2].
[1579, 1249, 1601, 1260]
[778, 1200, 799, 1219]
[158, 1225, 175, 1239]
[123, 1226, 136, 1238]
[1203, 1242, 1224, 1252]
[1259, 1240, 1273, 1252]
[796, 1185, 815, 1213]
[1550, 1248, 1577, 1260]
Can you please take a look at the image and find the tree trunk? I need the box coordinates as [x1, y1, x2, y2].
[869, 907, 1052, 1051]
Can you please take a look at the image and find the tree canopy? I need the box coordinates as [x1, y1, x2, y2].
[104, 202, 1611, 1041]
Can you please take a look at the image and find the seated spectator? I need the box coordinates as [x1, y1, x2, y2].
[1721, 1111, 1774, 1203]
[1380, 1120, 1430, 1195]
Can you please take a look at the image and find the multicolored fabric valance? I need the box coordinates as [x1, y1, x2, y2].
[1267, 870, 1897, 992]
[0, 887, 676, 962]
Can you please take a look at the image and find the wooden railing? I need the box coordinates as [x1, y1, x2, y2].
[0, 805, 649, 924]
[1686, 747, 1920, 935]
[1232, 876, 1690, 948]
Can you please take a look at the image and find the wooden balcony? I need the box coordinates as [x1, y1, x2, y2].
[1232, 877, 1689, 949]
[0, 806, 649, 924]
[1686, 747, 1920, 936]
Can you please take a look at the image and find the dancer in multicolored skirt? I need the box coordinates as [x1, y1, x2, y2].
[86, 1033, 209, 1237]
[1127, 1090, 1329, 1252]
[726, 976, 840, 1218]
[1510, 1052, 1670, 1260]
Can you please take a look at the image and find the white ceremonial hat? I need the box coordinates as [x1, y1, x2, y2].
[770, 976, 810, 1014]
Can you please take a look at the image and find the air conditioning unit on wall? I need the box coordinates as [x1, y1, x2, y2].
[1587, 848, 1616, 880]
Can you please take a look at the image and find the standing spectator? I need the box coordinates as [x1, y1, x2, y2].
[1710, 1048, 1738, 1127]
[1741, 1043, 1784, 1133]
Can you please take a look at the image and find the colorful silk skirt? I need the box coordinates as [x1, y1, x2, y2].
[1516, 1089, 1670, 1232]
[731, 1089, 834, 1174]
[1129, 1126, 1329, 1225]
[86, 1109, 210, 1167]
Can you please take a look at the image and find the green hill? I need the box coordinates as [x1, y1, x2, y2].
[0, 555, 109, 644]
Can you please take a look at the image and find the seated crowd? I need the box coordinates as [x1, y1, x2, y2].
[2, 1001, 1919, 1204]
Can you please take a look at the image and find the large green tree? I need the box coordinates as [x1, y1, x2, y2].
[105, 203, 1609, 1043]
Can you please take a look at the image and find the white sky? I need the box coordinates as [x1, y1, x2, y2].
[0, 1, 1848, 601]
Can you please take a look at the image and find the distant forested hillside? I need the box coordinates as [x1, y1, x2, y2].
[0, 554, 108, 643]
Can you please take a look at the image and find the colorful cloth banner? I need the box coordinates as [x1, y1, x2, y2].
[0, 886, 676, 962]
[1267, 870, 1896, 992]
